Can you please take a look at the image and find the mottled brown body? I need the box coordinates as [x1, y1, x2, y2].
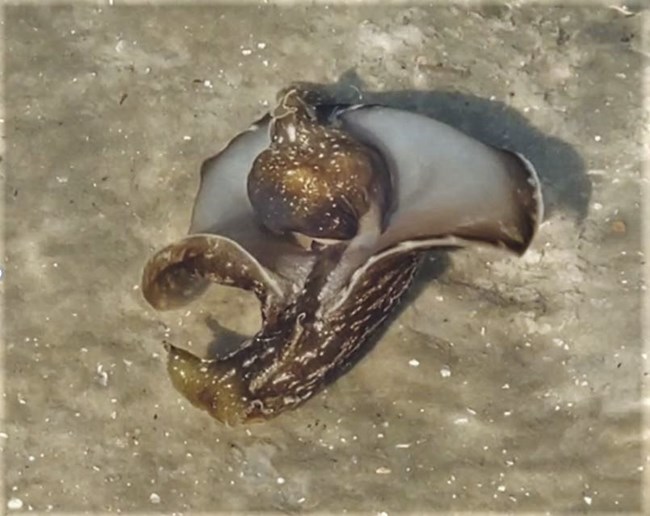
[247, 87, 391, 242]
[163, 250, 422, 425]
[142, 85, 544, 425]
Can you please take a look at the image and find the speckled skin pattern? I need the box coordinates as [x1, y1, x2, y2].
[247, 88, 391, 241]
[163, 251, 422, 425]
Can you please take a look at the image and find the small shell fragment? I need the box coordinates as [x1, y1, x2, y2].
[7, 498, 23, 510]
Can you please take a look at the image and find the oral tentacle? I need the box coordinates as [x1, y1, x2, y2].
[142, 234, 288, 311]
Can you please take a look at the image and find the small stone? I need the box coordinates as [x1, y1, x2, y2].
[96, 364, 108, 387]
[440, 365, 451, 378]
[7, 498, 23, 510]
[610, 220, 626, 234]
[584, 496, 592, 505]
[375, 466, 391, 474]
[408, 359, 420, 367]
[149, 493, 161, 504]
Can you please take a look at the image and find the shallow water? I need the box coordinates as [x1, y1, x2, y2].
[3, 3, 647, 513]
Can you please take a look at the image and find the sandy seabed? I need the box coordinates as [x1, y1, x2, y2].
[2, 2, 648, 513]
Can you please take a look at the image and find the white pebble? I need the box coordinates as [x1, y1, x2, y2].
[440, 365, 451, 378]
[183, 135, 192, 141]
[149, 493, 161, 504]
[7, 498, 23, 510]
[276, 477, 285, 485]
[584, 496, 592, 505]
[241, 48, 252, 56]
[594, 135, 601, 142]
[375, 467, 391, 474]
[257, 42, 267, 49]
[96, 364, 108, 387]
[408, 359, 420, 367]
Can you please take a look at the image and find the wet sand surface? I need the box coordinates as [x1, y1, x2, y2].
[3, 3, 648, 513]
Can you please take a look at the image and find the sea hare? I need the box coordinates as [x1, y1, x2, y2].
[142, 87, 543, 425]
